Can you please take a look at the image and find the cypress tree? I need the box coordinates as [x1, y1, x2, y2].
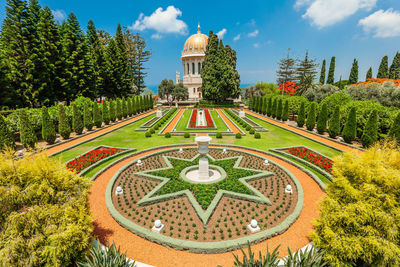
[102, 101, 110, 125]
[297, 102, 306, 127]
[19, 109, 37, 149]
[389, 52, 400, 79]
[377, 56, 389, 78]
[342, 107, 357, 143]
[271, 98, 277, 118]
[262, 97, 267, 115]
[41, 106, 56, 144]
[116, 99, 122, 120]
[282, 100, 289, 121]
[122, 97, 127, 118]
[140, 96, 145, 112]
[348, 58, 359, 84]
[0, 114, 15, 150]
[361, 109, 379, 148]
[257, 96, 262, 113]
[276, 99, 283, 120]
[388, 111, 400, 145]
[58, 105, 71, 139]
[93, 102, 102, 128]
[366, 67, 373, 80]
[83, 102, 93, 131]
[327, 56, 335, 84]
[72, 104, 83, 134]
[127, 98, 133, 116]
[317, 103, 328, 134]
[132, 97, 137, 115]
[267, 97, 273, 116]
[328, 106, 340, 138]
[319, 59, 326, 84]
[306, 102, 317, 131]
[109, 100, 116, 122]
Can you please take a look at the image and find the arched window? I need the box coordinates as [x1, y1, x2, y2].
[193, 88, 195, 93]
[192, 63, 195, 75]
[198, 62, 201, 74]
[187, 63, 189, 75]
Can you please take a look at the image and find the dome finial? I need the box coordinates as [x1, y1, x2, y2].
[197, 23, 201, 34]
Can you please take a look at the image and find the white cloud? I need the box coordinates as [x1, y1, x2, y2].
[51, 9, 66, 21]
[359, 8, 400, 38]
[253, 43, 260, 48]
[216, 28, 227, 39]
[151, 33, 163, 39]
[233, 34, 241, 41]
[296, 0, 377, 28]
[130, 6, 188, 35]
[248, 29, 259, 37]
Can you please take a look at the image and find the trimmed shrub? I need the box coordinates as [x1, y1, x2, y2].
[19, 109, 37, 149]
[145, 131, 151, 138]
[72, 104, 84, 135]
[271, 98, 277, 118]
[249, 128, 255, 134]
[254, 132, 261, 139]
[317, 103, 328, 134]
[282, 100, 289, 121]
[276, 99, 283, 120]
[389, 111, 400, 145]
[343, 107, 357, 143]
[184, 132, 191, 138]
[165, 132, 171, 138]
[297, 102, 306, 127]
[267, 97, 273, 116]
[83, 103, 93, 131]
[0, 114, 15, 150]
[93, 103, 102, 128]
[306, 102, 317, 131]
[116, 99, 122, 120]
[58, 105, 71, 140]
[110, 101, 116, 122]
[215, 132, 222, 138]
[361, 110, 379, 148]
[102, 101, 110, 125]
[262, 97, 267, 115]
[150, 128, 155, 134]
[127, 98, 133, 116]
[41, 106, 56, 145]
[132, 98, 137, 115]
[122, 98, 127, 118]
[328, 106, 340, 138]
[245, 125, 251, 131]
[320, 92, 352, 116]
[235, 133, 242, 139]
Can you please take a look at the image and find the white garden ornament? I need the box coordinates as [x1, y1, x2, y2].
[136, 159, 143, 166]
[179, 148, 183, 153]
[285, 184, 293, 194]
[247, 219, 260, 233]
[152, 219, 164, 233]
[263, 159, 269, 165]
[115, 185, 123, 195]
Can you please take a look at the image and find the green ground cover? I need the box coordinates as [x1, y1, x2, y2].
[173, 109, 229, 132]
[54, 109, 342, 183]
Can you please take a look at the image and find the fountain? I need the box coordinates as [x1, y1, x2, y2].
[196, 109, 207, 127]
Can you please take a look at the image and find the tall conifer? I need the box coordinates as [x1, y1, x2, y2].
[377, 56, 389, 78]
[319, 59, 326, 84]
[366, 67, 373, 80]
[389, 52, 400, 79]
[327, 56, 335, 84]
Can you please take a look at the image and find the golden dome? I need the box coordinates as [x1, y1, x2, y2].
[183, 24, 208, 54]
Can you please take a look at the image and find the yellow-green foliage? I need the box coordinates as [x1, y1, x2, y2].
[311, 140, 400, 266]
[0, 151, 93, 266]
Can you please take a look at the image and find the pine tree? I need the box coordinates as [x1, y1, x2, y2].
[327, 56, 335, 84]
[282, 100, 289, 121]
[377, 56, 389, 78]
[41, 106, 56, 144]
[276, 48, 296, 87]
[388, 111, 400, 145]
[319, 59, 326, 84]
[366, 67, 373, 80]
[0, 114, 15, 150]
[328, 106, 340, 138]
[348, 59, 359, 85]
[19, 109, 37, 149]
[361, 109, 378, 148]
[102, 101, 110, 125]
[109, 100, 116, 122]
[276, 99, 283, 120]
[72, 104, 84, 134]
[306, 102, 317, 131]
[296, 50, 317, 83]
[93, 102, 102, 128]
[58, 105, 71, 139]
[342, 107, 357, 143]
[317, 103, 328, 134]
[297, 102, 305, 127]
[267, 97, 273, 116]
[389, 52, 400, 79]
[83, 102, 93, 131]
[115, 24, 132, 96]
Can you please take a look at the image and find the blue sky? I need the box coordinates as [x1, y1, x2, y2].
[1, 0, 400, 87]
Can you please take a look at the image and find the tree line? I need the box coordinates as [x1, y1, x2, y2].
[0, 0, 151, 109]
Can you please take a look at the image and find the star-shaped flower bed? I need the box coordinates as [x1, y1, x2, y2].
[135, 154, 273, 225]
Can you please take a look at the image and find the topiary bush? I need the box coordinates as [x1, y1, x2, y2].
[122, 98, 128, 118]
[83, 102, 94, 131]
[72, 104, 84, 135]
[282, 100, 289, 121]
[361, 109, 379, 148]
[276, 99, 283, 120]
[102, 101, 110, 125]
[297, 102, 305, 127]
[245, 125, 251, 131]
[116, 99, 123, 120]
[58, 105, 71, 140]
[41, 106, 56, 145]
[184, 132, 191, 138]
[267, 97, 273, 116]
[145, 131, 151, 138]
[165, 132, 171, 138]
[150, 128, 155, 134]
[249, 128, 255, 135]
[317, 103, 328, 134]
[93, 102, 102, 128]
[271, 98, 277, 118]
[328, 106, 340, 138]
[254, 132, 261, 139]
[216, 132, 222, 139]
[235, 133, 242, 139]
[306, 102, 317, 131]
[19, 109, 37, 149]
[342, 107, 357, 143]
[110, 101, 116, 122]
[0, 114, 15, 150]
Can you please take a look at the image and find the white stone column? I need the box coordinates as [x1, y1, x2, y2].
[195, 136, 212, 180]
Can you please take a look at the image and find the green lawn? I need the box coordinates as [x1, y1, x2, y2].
[54, 108, 342, 183]
[173, 109, 229, 132]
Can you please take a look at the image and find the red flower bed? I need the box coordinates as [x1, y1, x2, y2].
[349, 78, 400, 87]
[188, 109, 214, 128]
[66, 147, 123, 174]
[288, 147, 333, 173]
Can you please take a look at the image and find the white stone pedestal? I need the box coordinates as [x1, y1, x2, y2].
[198, 157, 209, 180]
[239, 110, 245, 118]
[152, 224, 164, 233]
[247, 220, 260, 233]
[156, 110, 163, 118]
